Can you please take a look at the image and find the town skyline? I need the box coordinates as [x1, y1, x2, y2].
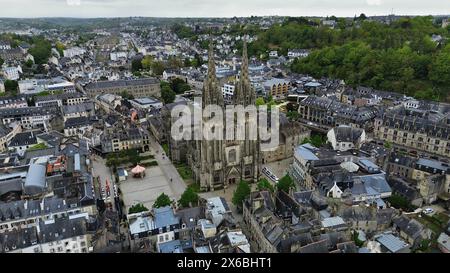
[0, 0, 449, 18]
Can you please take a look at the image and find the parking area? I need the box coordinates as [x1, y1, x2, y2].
[262, 157, 293, 180]
[118, 165, 176, 212]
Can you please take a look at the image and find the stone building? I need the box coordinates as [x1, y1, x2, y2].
[187, 41, 261, 191]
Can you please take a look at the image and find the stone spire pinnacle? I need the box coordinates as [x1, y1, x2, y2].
[203, 39, 223, 107]
[233, 35, 254, 106]
[240, 37, 249, 84]
[207, 40, 216, 80]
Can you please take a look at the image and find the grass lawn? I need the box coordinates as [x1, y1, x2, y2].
[176, 164, 193, 180]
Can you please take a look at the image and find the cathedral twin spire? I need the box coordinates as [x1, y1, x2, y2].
[203, 36, 254, 107]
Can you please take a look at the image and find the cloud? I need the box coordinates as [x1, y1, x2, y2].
[366, 0, 382, 6]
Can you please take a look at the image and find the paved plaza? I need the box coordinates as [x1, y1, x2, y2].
[119, 166, 177, 212]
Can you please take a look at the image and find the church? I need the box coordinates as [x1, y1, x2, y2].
[186, 40, 261, 191]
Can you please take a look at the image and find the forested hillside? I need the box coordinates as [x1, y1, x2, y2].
[249, 16, 450, 101]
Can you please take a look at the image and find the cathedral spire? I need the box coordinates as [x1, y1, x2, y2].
[203, 39, 223, 107]
[207, 40, 216, 80]
[233, 35, 254, 106]
[240, 37, 249, 84]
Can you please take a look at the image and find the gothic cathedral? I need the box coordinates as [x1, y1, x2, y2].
[188, 40, 261, 191]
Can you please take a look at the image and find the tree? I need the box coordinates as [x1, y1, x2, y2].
[0, 57, 4, 66]
[257, 178, 274, 192]
[358, 13, 367, 21]
[151, 61, 165, 76]
[287, 111, 299, 121]
[120, 90, 134, 100]
[55, 41, 65, 56]
[178, 187, 199, 208]
[277, 175, 294, 193]
[170, 78, 191, 94]
[232, 180, 251, 208]
[302, 135, 326, 147]
[255, 97, 265, 106]
[28, 37, 52, 64]
[141, 55, 154, 70]
[161, 85, 176, 104]
[25, 59, 33, 68]
[153, 193, 172, 208]
[131, 58, 143, 72]
[184, 57, 191, 67]
[4, 80, 18, 93]
[128, 203, 149, 214]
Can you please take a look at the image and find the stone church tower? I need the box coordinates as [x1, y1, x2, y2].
[195, 39, 260, 191]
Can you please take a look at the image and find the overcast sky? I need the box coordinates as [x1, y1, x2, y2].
[0, 0, 448, 18]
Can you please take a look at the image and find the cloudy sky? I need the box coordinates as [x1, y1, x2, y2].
[0, 0, 448, 18]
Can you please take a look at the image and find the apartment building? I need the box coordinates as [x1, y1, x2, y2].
[84, 78, 161, 99]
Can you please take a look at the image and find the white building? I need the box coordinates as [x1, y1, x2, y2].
[221, 83, 235, 104]
[327, 125, 366, 152]
[110, 52, 127, 61]
[288, 49, 310, 58]
[63, 47, 86, 58]
[130, 97, 163, 111]
[269, 51, 278, 58]
[2, 66, 20, 80]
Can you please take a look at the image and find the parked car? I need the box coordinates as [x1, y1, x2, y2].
[423, 208, 434, 214]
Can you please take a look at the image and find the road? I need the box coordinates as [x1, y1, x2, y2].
[148, 134, 186, 199]
[92, 155, 117, 210]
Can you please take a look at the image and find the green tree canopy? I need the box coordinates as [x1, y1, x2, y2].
[153, 193, 172, 208]
[151, 61, 165, 76]
[120, 90, 134, 100]
[232, 180, 251, 208]
[170, 78, 191, 94]
[257, 178, 274, 192]
[28, 37, 52, 64]
[55, 41, 66, 56]
[255, 97, 265, 106]
[131, 58, 143, 72]
[277, 175, 295, 193]
[161, 84, 176, 104]
[141, 55, 154, 70]
[4, 80, 18, 93]
[128, 203, 149, 214]
[178, 187, 199, 208]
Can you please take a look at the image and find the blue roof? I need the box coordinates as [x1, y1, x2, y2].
[359, 174, 392, 194]
[358, 158, 379, 170]
[417, 158, 449, 172]
[295, 144, 319, 161]
[159, 240, 183, 253]
[154, 206, 179, 228]
[117, 168, 126, 176]
[376, 233, 409, 253]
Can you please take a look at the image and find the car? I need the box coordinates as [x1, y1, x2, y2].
[423, 208, 434, 214]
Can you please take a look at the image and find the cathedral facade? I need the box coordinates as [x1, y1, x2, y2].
[187, 41, 261, 191]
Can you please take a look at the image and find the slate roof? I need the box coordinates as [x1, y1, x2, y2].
[332, 126, 364, 142]
[153, 206, 180, 229]
[298, 239, 329, 253]
[9, 131, 37, 147]
[38, 217, 87, 244]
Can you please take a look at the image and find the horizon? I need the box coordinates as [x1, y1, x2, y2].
[0, 0, 449, 19]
